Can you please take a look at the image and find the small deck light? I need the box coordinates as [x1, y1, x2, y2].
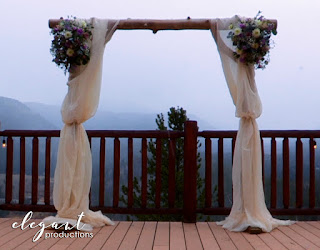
[314, 140, 317, 149]
[2, 139, 6, 148]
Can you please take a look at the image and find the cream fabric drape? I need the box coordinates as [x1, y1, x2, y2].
[210, 17, 293, 232]
[49, 18, 118, 228]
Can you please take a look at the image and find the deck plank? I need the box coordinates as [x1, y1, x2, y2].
[290, 223, 320, 248]
[258, 232, 286, 250]
[66, 227, 102, 250]
[226, 231, 254, 250]
[0, 218, 18, 234]
[184, 223, 203, 250]
[153, 222, 169, 250]
[196, 222, 219, 250]
[0, 217, 12, 225]
[15, 229, 48, 250]
[0, 219, 44, 250]
[208, 222, 237, 250]
[270, 228, 304, 250]
[169, 222, 186, 250]
[278, 224, 319, 249]
[118, 221, 144, 250]
[241, 233, 271, 250]
[47, 235, 77, 250]
[101, 221, 132, 250]
[299, 221, 320, 238]
[307, 221, 320, 231]
[83, 223, 118, 250]
[31, 234, 62, 250]
[135, 221, 157, 250]
[0, 218, 40, 248]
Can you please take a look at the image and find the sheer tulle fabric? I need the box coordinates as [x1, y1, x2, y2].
[210, 17, 294, 232]
[46, 18, 118, 228]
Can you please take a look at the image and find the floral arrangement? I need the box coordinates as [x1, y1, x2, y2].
[50, 17, 93, 74]
[227, 12, 277, 69]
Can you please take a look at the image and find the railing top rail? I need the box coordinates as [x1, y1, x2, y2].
[0, 130, 184, 138]
[1, 129, 320, 138]
[199, 130, 320, 138]
[260, 130, 320, 138]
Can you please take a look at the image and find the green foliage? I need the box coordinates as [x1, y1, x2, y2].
[120, 107, 207, 221]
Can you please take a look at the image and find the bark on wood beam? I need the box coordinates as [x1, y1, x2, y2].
[48, 18, 277, 32]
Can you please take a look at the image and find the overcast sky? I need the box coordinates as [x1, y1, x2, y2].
[1, 0, 319, 130]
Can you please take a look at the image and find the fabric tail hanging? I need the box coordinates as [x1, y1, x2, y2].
[210, 17, 293, 232]
[44, 18, 118, 228]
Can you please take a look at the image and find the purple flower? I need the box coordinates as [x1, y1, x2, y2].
[240, 23, 246, 29]
[77, 28, 83, 34]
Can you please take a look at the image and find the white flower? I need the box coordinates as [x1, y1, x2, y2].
[66, 48, 74, 57]
[255, 20, 262, 26]
[252, 28, 261, 38]
[236, 48, 243, 55]
[64, 31, 72, 39]
[81, 21, 87, 28]
[234, 27, 242, 36]
[228, 24, 233, 29]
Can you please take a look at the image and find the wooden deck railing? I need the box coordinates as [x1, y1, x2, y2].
[0, 121, 319, 221]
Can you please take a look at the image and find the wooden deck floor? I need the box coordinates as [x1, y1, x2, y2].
[1, 218, 320, 249]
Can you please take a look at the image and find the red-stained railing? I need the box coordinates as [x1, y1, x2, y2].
[198, 130, 320, 216]
[0, 122, 319, 221]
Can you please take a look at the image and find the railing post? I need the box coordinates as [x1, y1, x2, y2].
[5, 136, 13, 204]
[183, 121, 198, 223]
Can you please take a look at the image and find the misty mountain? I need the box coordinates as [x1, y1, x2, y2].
[0, 97, 57, 130]
[24, 102, 214, 130]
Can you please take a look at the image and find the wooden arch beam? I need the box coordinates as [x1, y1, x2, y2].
[48, 18, 277, 33]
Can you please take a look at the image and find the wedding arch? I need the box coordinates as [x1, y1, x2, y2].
[46, 17, 293, 232]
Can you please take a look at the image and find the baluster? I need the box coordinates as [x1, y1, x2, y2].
[218, 138, 224, 207]
[168, 139, 176, 208]
[205, 138, 212, 208]
[141, 138, 147, 208]
[271, 137, 277, 209]
[113, 138, 120, 208]
[99, 137, 106, 207]
[155, 139, 162, 208]
[283, 137, 290, 208]
[44, 137, 51, 205]
[32, 137, 39, 205]
[296, 137, 303, 208]
[19, 137, 25, 204]
[231, 136, 235, 164]
[309, 137, 315, 208]
[128, 138, 133, 208]
[261, 138, 265, 189]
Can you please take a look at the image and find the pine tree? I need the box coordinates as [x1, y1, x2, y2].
[121, 107, 206, 221]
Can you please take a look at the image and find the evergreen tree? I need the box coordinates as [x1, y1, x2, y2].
[121, 107, 206, 221]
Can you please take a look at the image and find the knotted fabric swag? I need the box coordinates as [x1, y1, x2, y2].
[44, 18, 118, 229]
[210, 16, 293, 232]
